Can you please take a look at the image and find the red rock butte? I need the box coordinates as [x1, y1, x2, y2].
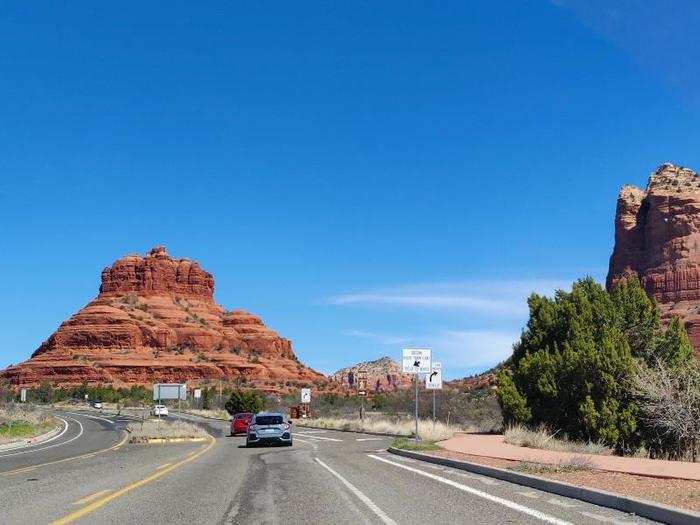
[0, 246, 327, 391]
[607, 163, 700, 356]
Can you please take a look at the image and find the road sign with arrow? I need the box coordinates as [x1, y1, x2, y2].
[401, 348, 431, 374]
[426, 361, 442, 390]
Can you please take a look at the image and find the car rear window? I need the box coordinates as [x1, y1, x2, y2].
[235, 414, 250, 420]
[255, 415, 283, 425]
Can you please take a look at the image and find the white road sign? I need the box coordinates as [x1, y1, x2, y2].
[153, 383, 187, 401]
[301, 388, 311, 404]
[20, 388, 27, 402]
[426, 361, 443, 390]
[193, 388, 202, 399]
[402, 348, 431, 374]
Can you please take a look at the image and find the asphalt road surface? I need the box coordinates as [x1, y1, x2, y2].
[0, 411, 658, 524]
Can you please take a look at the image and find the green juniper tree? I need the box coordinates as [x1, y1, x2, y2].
[497, 276, 697, 455]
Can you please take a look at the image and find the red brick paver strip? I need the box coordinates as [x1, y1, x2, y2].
[439, 433, 700, 481]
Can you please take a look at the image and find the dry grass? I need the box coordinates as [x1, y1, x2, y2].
[504, 425, 612, 456]
[513, 455, 596, 474]
[126, 419, 209, 443]
[296, 416, 461, 441]
[0, 404, 57, 444]
[184, 408, 230, 421]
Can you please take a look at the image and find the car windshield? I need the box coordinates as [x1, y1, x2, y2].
[255, 415, 283, 425]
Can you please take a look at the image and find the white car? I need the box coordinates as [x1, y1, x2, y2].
[153, 405, 169, 417]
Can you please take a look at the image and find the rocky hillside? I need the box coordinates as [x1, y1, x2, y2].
[330, 356, 413, 392]
[1, 247, 327, 391]
[607, 163, 700, 355]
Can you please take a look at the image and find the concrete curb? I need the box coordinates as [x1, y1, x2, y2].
[294, 424, 410, 438]
[388, 447, 700, 525]
[0, 420, 64, 452]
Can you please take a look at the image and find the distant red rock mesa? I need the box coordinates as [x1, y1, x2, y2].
[1, 247, 327, 391]
[607, 163, 700, 356]
[329, 356, 413, 392]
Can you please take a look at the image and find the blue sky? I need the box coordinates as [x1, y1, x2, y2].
[2, 1, 699, 379]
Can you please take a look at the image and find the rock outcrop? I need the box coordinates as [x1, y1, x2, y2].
[330, 356, 413, 392]
[1, 247, 327, 391]
[607, 163, 700, 355]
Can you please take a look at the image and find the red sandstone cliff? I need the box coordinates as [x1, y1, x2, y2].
[329, 356, 413, 392]
[607, 163, 700, 354]
[1, 247, 327, 391]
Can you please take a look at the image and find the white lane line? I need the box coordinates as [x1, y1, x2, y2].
[294, 437, 318, 450]
[0, 416, 69, 457]
[0, 417, 84, 458]
[315, 458, 397, 525]
[368, 455, 572, 525]
[294, 433, 343, 442]
[356, 437, 384, 442]
[63, 412, 116, 426]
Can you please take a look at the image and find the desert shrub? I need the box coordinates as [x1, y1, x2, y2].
[224, 389, 265, 415]
[497, 277, 698, 455]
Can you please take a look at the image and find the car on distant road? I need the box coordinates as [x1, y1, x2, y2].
[230, 412, 253, 436]
[153, 404, 169, 417]
[90, 400, 103, 409]
[246, 412, 292, 447]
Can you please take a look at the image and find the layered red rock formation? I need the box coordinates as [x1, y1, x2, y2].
[1, 247, 327, 391]
[330, 356, 413, 392]
[607, 163, 700, 354]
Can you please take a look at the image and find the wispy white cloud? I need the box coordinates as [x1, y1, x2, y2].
[328, 279, 571, 317]
[342, 328, 519, 376]
[340, 329, 413, 346]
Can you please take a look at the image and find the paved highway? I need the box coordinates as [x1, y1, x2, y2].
[0, 411, 657, 524]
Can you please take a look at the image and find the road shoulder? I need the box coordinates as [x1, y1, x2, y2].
[389, 446, 700, 525]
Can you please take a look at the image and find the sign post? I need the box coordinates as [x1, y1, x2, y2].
[402, 348, 431, 442]
[153, 383, 187, 417]
[356, 368, 367, 420]
[426, 362, 442, 421]
[20, 388, 27, 403]
[194, 388, 202, 410]
[300, 388, 311, 418]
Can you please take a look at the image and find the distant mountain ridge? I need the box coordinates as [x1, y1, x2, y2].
[329, 356, 413, 392]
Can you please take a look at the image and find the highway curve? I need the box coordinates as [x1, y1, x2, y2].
[0, 411, 662, 524]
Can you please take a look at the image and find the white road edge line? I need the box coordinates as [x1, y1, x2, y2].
[315, 458, 397, 525]
[356, 437, 383, 442]
[295, 433, 342, 442]
[368, 455, 571, 525]
[0, 417, 84, 458]
[0, 416, 69, 457]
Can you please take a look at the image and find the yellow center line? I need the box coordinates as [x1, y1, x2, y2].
[51, 436, 216, 525]
[72, 490, 112, 506]
[156, 462, 172, 469]
[1, 432, 128, 477]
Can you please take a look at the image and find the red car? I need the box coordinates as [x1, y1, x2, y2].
[230, 412, 254, 436]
